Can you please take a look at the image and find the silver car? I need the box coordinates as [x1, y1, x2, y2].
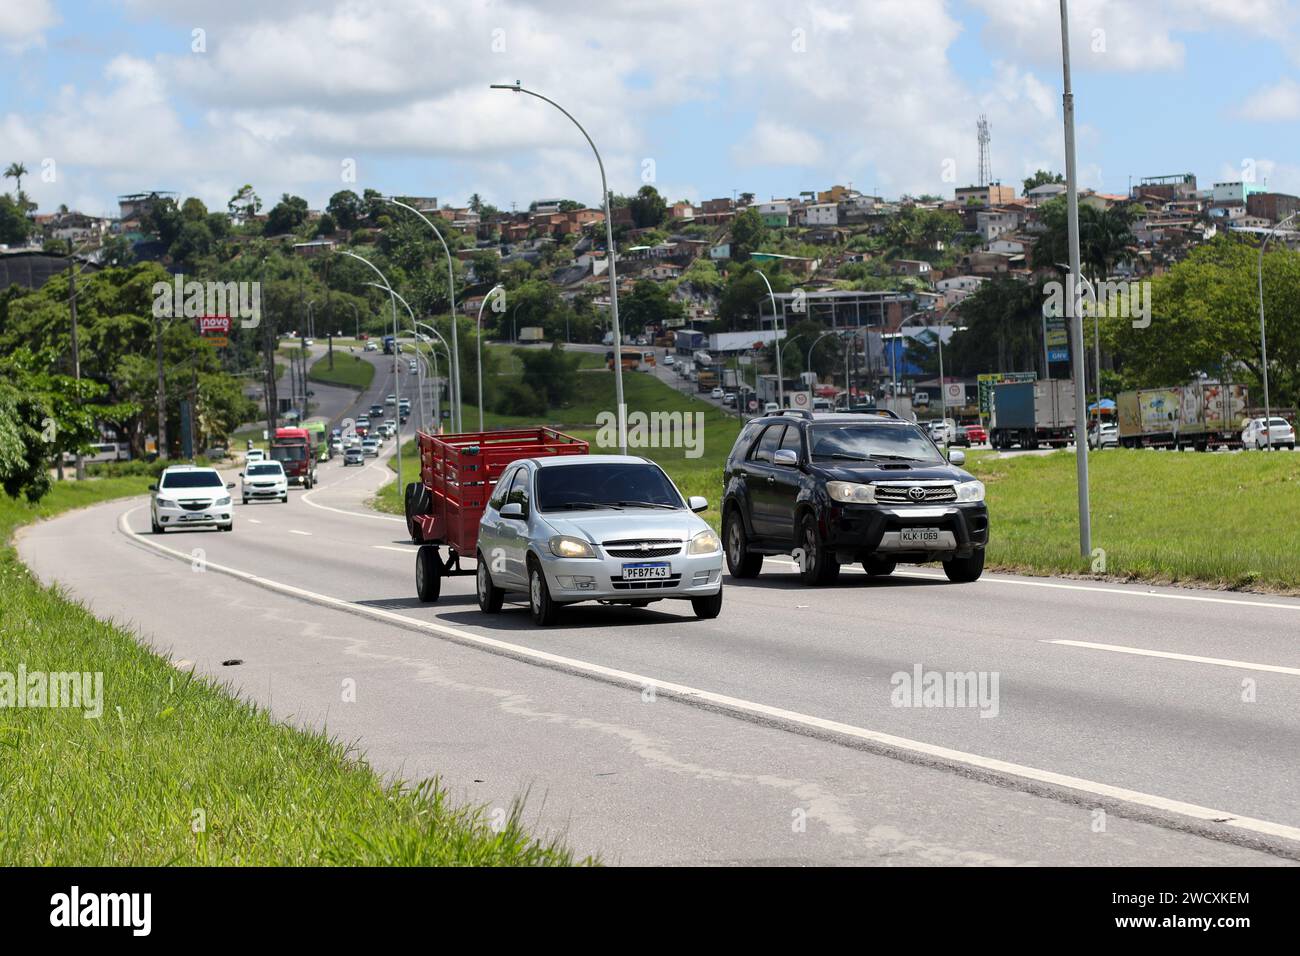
[473, 455, 724, 625]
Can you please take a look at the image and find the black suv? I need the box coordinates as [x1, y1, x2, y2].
[721, 410, 989, 585]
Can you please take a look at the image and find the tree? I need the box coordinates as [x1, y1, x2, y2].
[315, 213, 336, 237]
[99, 235, 136, 267]
[620, 280, 684, 336]
[4, 161, 27, 196]
[1022, 169, 1064, 195]
[327, 190, 364, 230]
[228, 184, 261, 222]
[0, 194, 32, 245]
[628, 185, 668, 229]
[264, 194, 309, 235]
[468, 193, 483, 214]
[145, 197, 183, 246]
[181, 197, 209, 221]
[730, 208, 767, 262]
[470, 250, 500, 286]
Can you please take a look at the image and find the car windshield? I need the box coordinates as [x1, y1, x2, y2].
[161, 471, 223, 489]
[536, 462, 683, 511]
[271, 446, 306, 461]
[246, 463, 283, 476]
[809, 423, 943, 463]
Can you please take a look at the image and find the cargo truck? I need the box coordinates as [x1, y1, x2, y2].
[696, 366, 719, 393]
[270, 426, 318, 487]
[1116, 382, 1247, 450]
[519, 326, 545, 343]
[989, 378, 1076, 449]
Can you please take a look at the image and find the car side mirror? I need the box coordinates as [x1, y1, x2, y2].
[773, 449, 799, 467]
[226, 482, 236, 489]
[689, 495, 708, 513]
[500, 502, 525, 520]
[948, 448, 966, 466]
[148, 483, 158, 491]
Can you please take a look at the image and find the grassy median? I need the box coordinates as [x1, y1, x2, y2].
[309, 352, 376, 390]
[384, 366, 1300, 595]
[0, 480, 584, 865]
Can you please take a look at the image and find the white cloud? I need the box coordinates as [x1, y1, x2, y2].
[0, 0, 58, 50]
[1238, 78, 1300, 121]
[733, 120, 825, 169]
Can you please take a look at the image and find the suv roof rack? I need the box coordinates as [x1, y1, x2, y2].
[777, 409, 814, 420]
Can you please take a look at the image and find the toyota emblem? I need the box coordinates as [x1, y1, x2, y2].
[907, 487, 927, 502]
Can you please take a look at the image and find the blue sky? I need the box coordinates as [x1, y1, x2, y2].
[2, 0, 1297, 218]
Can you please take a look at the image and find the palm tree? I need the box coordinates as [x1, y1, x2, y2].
[4, 161, 27, 196]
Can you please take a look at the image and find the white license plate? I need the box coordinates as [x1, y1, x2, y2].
[900, 527, 941, 545]
[622, 562, 670, 580]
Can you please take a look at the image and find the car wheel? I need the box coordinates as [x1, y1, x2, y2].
[151, 513, 162, 534]
[416, 545, 442, 602]
[242, 496, 249, 505]
[221, 523, 234, 532]
[797, 513, 839, 585]
[723, 507, 764, 578]
[280, 494, 288, 502]
[863, 557, 896, 576]
[475, 552, 505, 614]
[528, 560, 561, 626]
[691, 589, 723, 619]
[943, 549, 985, 583]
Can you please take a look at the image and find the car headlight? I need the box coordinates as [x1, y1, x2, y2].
[688, 529, 721, 555]
[156, 498, 176, 509]
[549, 535, 596, 558]
[954, 480, 985, 503]
[215, 496, 232, 506]
[827, 481, 877, 504]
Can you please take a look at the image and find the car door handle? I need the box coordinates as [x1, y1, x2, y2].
[766, 475, 775, 484]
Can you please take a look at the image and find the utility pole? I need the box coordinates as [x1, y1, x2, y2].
[155, 314, 168, 460]
[67, 254, 85, 479]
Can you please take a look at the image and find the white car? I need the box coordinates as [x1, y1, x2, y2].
[245, 449, 266, 463]
[362, 438, 380, 457]
[385, 394, 397, 405]
[710, 387, 724, 400]
[408, 360, 418, 373]
[364, 341, 378, 352]
[470, 455, 724, 625]
[1242, 416, 1296, 450]
[241, 460, 289, 503]
[763, 402, 780, 414]
[1089, 423, 1119, 449]
[663, 354, 675, 366]
[150, 465, 235, 533]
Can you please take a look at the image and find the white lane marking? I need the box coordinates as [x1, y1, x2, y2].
[1047, 640, 1300, 677]
[116, 504, 1300, 848]
[300, 461, 404, 523]
[247, 518, 262, 525]
[289, 530, 312, 536]
[766, 558, 1300, 614]
[373, 545, 415, 553]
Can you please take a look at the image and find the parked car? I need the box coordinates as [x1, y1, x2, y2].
[343, 446, 364, 466]
[240, 460, 288, 504]
[721, 410, 988, 584]
[474, 455, 724, 625]
[364, 341, 378, 352]
[1242, 416, 1296, 450]
[149, 465, 236, 533]
[1088, 422, 1119, 449]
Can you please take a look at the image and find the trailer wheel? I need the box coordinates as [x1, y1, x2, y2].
[416, 545, 442, 602]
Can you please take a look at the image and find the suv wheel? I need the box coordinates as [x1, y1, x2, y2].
[863, 557, 896, 576]
[528, 560, 561, 626]
[723, 508, 764, 578]
[943, 550, 985, 583]
[797, 513, 839, 585]
[150, 513, 162, 534]
[476, 552, 505, 614]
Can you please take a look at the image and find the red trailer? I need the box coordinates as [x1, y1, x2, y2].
[405, 427, 588, 601]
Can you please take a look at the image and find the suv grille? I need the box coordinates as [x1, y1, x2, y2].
[874, 484, 957, 504]
[603, 539, 682, 558]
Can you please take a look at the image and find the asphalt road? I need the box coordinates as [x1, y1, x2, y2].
[17, 425, 1300, 865]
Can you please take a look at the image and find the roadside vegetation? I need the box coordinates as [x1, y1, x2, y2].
[0, 481, 585, 865]
[386, 364, 1300, 595]
[309, 352, 376, 390]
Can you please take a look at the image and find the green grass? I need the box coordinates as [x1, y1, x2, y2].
[309, 353, 376, 390]
[381, 365, 1300, 594]
[0, 480, 586, 865]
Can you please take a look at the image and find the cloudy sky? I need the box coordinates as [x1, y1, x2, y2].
[2, 0, 1297, 218]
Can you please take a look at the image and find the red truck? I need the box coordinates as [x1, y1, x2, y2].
[270, 427, 318, 489]
[404, 426, 588, 601]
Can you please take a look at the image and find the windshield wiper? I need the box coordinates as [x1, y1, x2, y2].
[821, 452, 928, 463]
[612, 500, 678, 509]
[546, 501, 616, 510]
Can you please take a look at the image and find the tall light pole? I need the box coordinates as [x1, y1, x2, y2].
[416, 320, 453, 432]
[1258, 211, 1298, 450]
[931, 301, 963, 439]
[476, 285, 505, 431]
[65, 240, 95, 479]
[753, 268, 785, 408]
[341, 251, 402, 485]
[366, 282, 429, 433]
[490, 82, 627, 454]
[1060, 0, 1092, 557]
[383, 197, 463, 433]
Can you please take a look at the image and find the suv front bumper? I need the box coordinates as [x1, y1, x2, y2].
[824, 501, 989, 561]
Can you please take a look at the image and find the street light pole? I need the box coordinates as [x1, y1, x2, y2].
[1258, 211, 1298, 450]
[491, 82, 627, 454]
[753, 268, 785, 408]
[1060, 0, 1092, 557]
[341, 251, 402, 486]
[416, 320, 453, 432]
[476, 285, 505, 432]
[383, 197, 463, 433]
[365, 283, 430, 433]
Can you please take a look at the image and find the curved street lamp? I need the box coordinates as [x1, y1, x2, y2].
[1258, 211, 1299, 450]
[753, 268, 785, 409]
[476, 284, 506, 431]
[341, 250, 402, 484]
[490, 82, 627, 454]
[365, 282, 429, 432]
[415, 320, 453, 430]
[382, 197, 463, 433]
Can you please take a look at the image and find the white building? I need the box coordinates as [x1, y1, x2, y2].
[805, 202, 840, 226]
